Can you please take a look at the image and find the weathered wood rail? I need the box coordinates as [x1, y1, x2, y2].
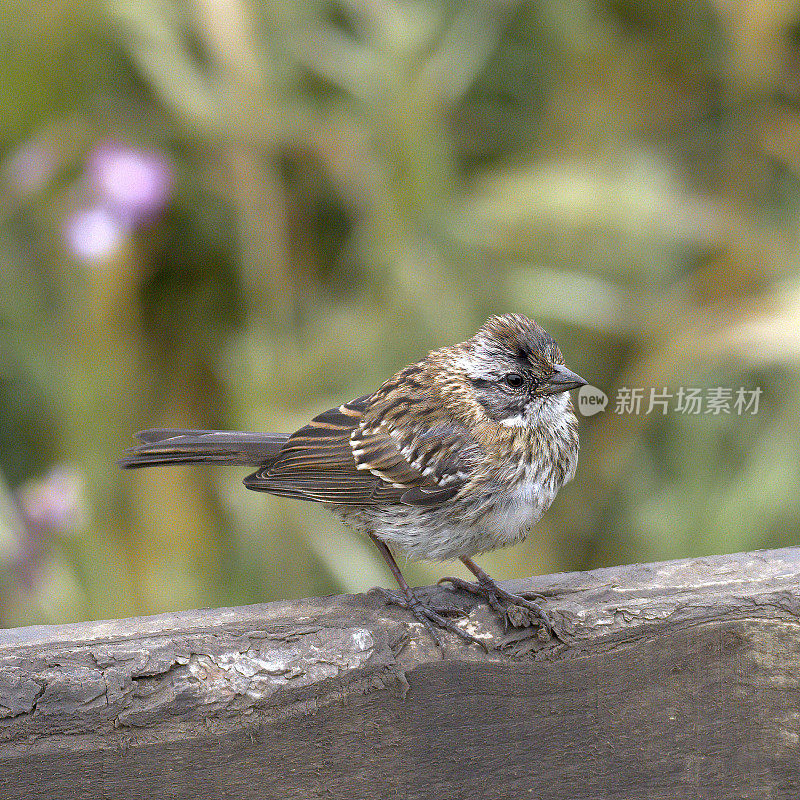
[2, 547, 800, 799]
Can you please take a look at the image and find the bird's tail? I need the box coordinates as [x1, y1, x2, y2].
[118, 429, 289, 469]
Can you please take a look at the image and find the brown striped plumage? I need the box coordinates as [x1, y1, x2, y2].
[119, 314, 586, 648]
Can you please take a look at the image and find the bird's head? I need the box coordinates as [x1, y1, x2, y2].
[437, 314, 587, 428]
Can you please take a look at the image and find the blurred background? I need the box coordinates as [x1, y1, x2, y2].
[1, 0, 799, 627]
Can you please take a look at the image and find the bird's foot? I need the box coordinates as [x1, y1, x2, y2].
[373, 588, 489, 651]
[439, 576, 556, 640]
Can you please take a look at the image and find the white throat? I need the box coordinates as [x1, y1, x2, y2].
[500, 392, 571, 428]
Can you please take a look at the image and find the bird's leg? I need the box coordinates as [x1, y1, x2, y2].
[368, 534, 488, 651]
[440, 556, 555, 637]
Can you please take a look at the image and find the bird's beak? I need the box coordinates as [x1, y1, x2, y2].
[539, 364, 588, 395]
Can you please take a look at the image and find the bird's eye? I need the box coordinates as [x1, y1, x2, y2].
[504, 373, 524, 388]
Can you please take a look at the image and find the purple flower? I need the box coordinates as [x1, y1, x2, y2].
[18, 467, 86, 532]
[4, 467, 84, 591]
[4, 142, 56, 198]
[86, 141, 174, 226]
[62, 205, 129, 263]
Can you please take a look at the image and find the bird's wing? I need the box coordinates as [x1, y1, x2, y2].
[243, 397, 474, 506]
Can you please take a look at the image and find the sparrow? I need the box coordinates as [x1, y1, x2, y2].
[119, 314, 586, 648]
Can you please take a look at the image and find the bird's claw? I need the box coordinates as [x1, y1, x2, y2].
[374, 587, 489, 651]
[438, 576, 556, 638]
[375, 588, 466, 617]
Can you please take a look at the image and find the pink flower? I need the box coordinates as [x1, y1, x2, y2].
[4, 142, 56, 198]
[62, 205, 129, 263]
[62, 141, 175, 262]
[18, 467, 86, 532]
[86, 141, 174, 225]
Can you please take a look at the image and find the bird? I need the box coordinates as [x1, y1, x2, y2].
[119, 314, 586, 648]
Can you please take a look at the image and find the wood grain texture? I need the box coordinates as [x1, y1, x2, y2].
[2, 548, 800, 799]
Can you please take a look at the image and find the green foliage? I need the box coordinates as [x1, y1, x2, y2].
[1, 0, 799, 625]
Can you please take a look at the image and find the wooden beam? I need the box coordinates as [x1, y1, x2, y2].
[2, 548, 800, 799]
